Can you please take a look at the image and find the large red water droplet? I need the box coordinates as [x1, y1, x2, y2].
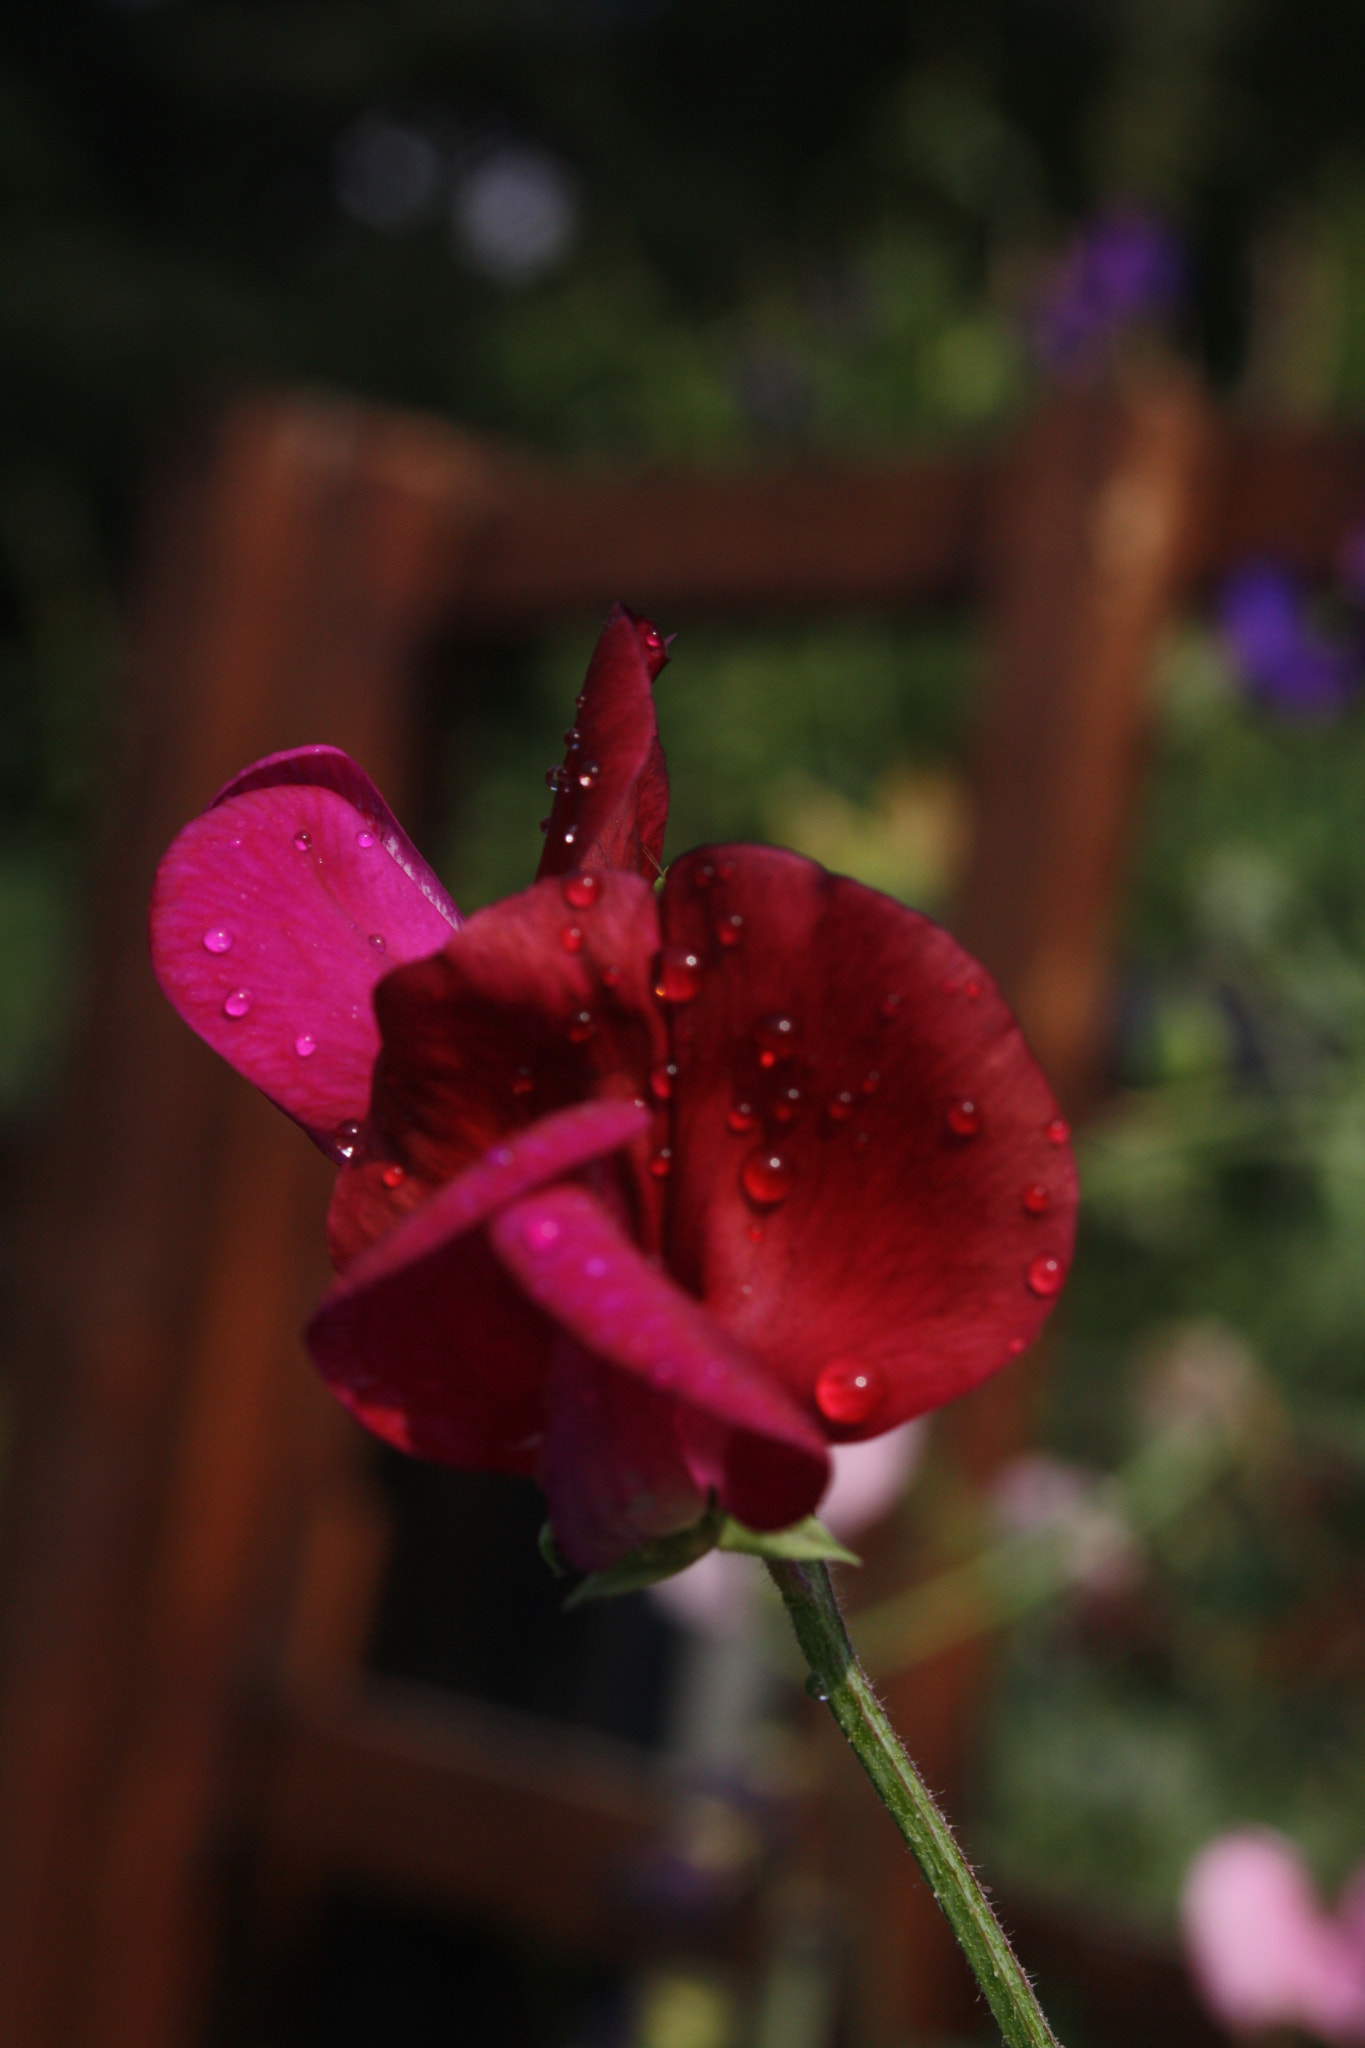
[1026, 1254, 1064, 1298]
[946, 1099, 980, 1138]
[655, 948, 703, 1003]
[380, 1163, 406, 1188]
[562, 872, 602, 910]
[741, 1147, 793, 1206]
[1022, 1183, 1050, 1216]
[815, 1360, 884, 1426]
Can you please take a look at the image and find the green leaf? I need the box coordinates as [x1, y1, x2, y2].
[717, 1515, 861, 1566]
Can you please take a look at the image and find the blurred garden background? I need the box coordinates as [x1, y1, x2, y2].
[9, 2, 1365, 2045]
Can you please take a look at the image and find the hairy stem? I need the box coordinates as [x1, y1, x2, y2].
[766, 1556, 1060, 2048]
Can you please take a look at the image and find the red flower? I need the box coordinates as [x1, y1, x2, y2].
[151, 605, 1076, 1570]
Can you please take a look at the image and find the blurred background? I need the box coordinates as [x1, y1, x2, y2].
[8, 2, 1365, 2046]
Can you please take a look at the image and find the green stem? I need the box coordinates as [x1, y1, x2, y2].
[765, 1556, 1061, 2048]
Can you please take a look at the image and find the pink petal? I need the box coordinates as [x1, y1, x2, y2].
[536, 603, 670, 882]
[307, 1100, 652, 1469]
[1183, 1831, 1365, 2044]
[150, 770, 460, 1155]
[488, 1181, 830, 1533]
[541, 1337, 709, 1571]
[657, 846, 1078, 1437]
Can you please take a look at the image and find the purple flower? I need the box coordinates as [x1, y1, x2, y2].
[1218, 562, 1359, 719]
[1031, 208, 1183, 376]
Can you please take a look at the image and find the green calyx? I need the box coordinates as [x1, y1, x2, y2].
[542, 1502, 860, 1607]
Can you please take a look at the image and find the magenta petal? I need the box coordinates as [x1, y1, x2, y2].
[488, 1182, 830, 1514]
[212, 746, 461, 929]
[541, 1337, 709, 1571]
[307, 1100, 652, 1469]
[536, 603, 670, 881]
[151, 776, 460, 1153]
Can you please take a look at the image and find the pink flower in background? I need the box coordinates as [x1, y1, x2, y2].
[1183, 1830, 1365, 2042]
[151, 604, 1077, 1572]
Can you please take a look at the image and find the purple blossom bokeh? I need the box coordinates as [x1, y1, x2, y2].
[1031, 208, 1184, 376]
[1218, 562, 1361, 720]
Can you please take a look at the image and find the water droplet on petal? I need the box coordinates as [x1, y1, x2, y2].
[222, 989, 252, 1018]
[512, 1068, 535, 1097]
[368, 933, 386, 951]
[564, 727, 581, 749]
[601, 964, 621, 989]
[826, 1090, 855, 1123]
[380, 1163, 405, 1188]
[575, 692, 586, 713]
[1045, 1117, 1070, 1146]
[294, 1032, 317, 1058]
[946, 1099, 980, 1138]
[649, 1147, 672, 1179]
[560, 924, 585, 954]
[727, 1099, 758, 1134]
[577, 762, 600, 790]
[356, 830, 376, 849]
[202, 927, 232, 954]
[563, 825, 579, 847]
[860, 1069, 881, 1095]
[1007, 1336, 1028, 1357]
[333, 1120, 364, 1162]
[545, 766, 565, 790]
[292, 831, 311, 852]
[773, 1085, 803, 1123]
[714, 912, 745, 948]
[490, 1146, 514, 1166]
[756, 1014, 796, 1067]
[815, 1359, 884, 1426]
[1022, 1183, 1050, 1216]
[747, 1224, 764, 1243]
[562, 872, 602, 910]
[1026, 1254, 1064, 1298]
[539, 817, 551, 833]
[692, 862, 716, 890]
[964, 978, 983, 999]
[741, 1147, 793, 1207]
[655, 947, 702, 1003]
[650, 1062, 677, 1101]
[567, 1009, 595, 1043]
[524, 1216, 561, 1252]
[584, 1255, 609, 1280]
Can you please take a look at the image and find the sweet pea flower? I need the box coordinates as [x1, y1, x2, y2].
[150, 604, 1076, 1573]
[1183, 1830, 1365, 2042]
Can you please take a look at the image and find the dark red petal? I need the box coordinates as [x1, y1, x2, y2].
[488, 1182, 830, 1486]
[540, 1337, 708, 1571]
[660, 847, 1079, 1437]
[307, 1100, 651, 1466]
[212, 746, 462, 930]
[150, 778, 460, 1156]
[536, 602, 670, 881]
[352, 870, 669, 1249]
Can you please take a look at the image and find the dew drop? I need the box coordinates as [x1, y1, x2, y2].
[827, 1090, 855, 1122]
[692, 862, 716, 890]
[577, 762, 600, 790]
[714, 912, 745, 948]
[222, 989, 252, 1018]
[1045, 1117, 1071, 1146]
[741, 1147, 793, 1207]
[567, 1009, 595, 1043]
[356, 830, 376, 849]
[490, 1146, 514, 1166]
[575, 693, 586, 712]
[601, 964, 622, 989]
[654, 947, 703, 1003]
[650, 1062, 677, 1102]
[545, 766, 565, 790]
[524, 1216, 561, 1252]
[649, 1147, 672, 1179]
[294, 1032, 317, 1058]
[292, 830, 311, 852]
[562, 872, 602, 910]
[773, 1084, 803, 1124]
[963, 978, 983, 999]
[805, 1674, 830, 1704]
[368, 933, 386, 951]
[333, 1120, 364, 1162]
[727, 1099, 758, 1134]
[755, 1014, 796, 1067]
[1022, 1183, 1050, 1216]
[815, 1359, 884, 1426]
[512, 1067, 535, 1097]
[717, 858, 736, 880]
[946, 1099, 980, 1139]
[563, 727, 581, 749]
[860, 1069, 881, 1095]
[1026, 1254, 1064, 1298]
[747, 1223, 764, 1243]
[560, 924, 585, 954]
[563, 825, 579, 848]
[539, 817, 551, 833]
[202, 927, 233, 954]
[380, 1163, 405, 1188]
[584, 1255, 609, 1280]
[1007, 1336, 1028, 1357]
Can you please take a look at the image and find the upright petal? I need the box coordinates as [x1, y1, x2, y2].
[537, 602, 670, 881]
[151, 754, 460, 1155]
[658, 847, 1078, 1436]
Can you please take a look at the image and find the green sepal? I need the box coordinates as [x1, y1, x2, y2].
[563, 1505, 725, 1607]
[717, 1515, 861, 1566]
[538, 1522, 570, 1578]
